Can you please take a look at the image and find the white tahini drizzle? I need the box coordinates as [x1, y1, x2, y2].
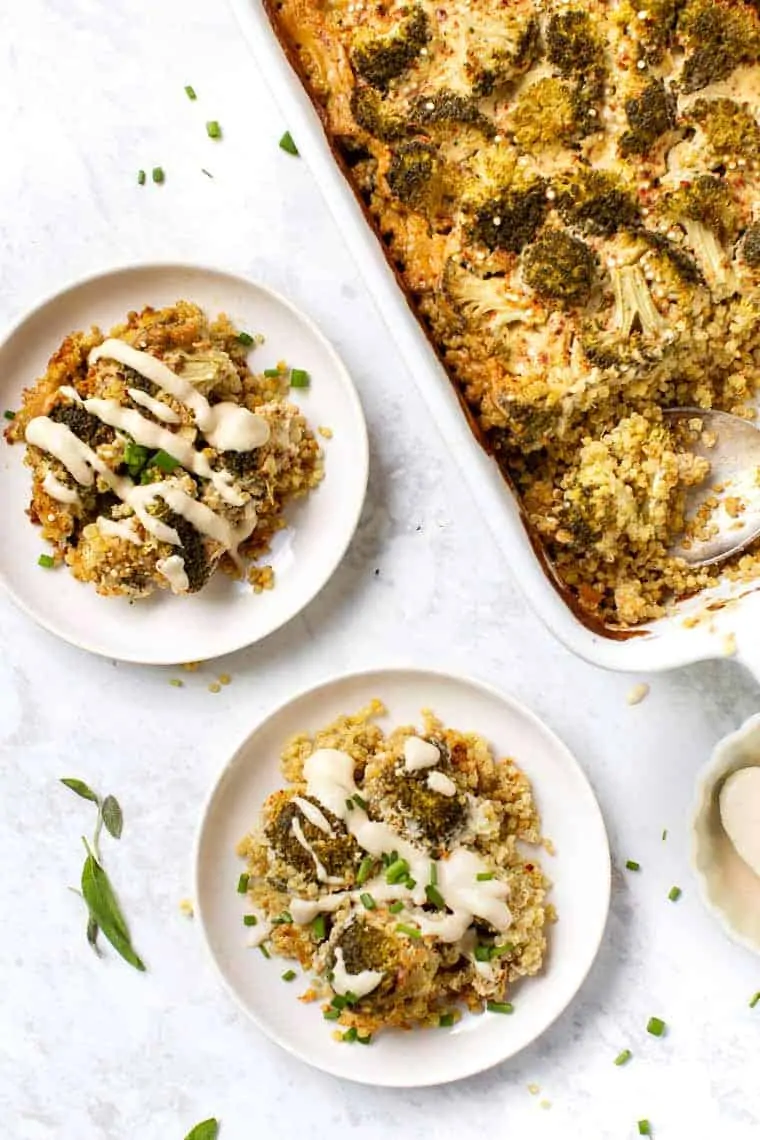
[427, 770, 457, 797]
[42, 471, 80, 504]
[290, 817, 343, 885]
[157, 554, 190, 593]
[127, 386, 181, 424]
[331, 947, 384, 999]
[299, 749, 512, 942]
[89, 339, 270, 451]
[403, 736, 441, 772]
[293, 797, 335, 836]
[97, 516, 142, 545]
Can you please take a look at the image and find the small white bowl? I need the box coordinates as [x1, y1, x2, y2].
[691, 713, 760, 956]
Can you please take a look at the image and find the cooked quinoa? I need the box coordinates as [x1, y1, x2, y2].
[5, 301, 322, 598]
[237, 701, 551, 1038]
[266, 0, 760, 626]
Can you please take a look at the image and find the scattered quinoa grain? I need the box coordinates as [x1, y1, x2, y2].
[208, 682, 222, 694]
[179, 898, 194, 918]
[318, 426, 334, 439]
[626, 682, 650, 706]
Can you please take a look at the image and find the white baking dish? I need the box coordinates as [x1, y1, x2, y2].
[231, 0, 760, 681]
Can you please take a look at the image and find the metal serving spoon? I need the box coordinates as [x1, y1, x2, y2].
[665, 408, 760, 567]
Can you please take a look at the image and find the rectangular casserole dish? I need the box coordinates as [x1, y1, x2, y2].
[230, 0, 760, 681]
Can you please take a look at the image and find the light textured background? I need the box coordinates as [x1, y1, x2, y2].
[1, 2, 759, 1138]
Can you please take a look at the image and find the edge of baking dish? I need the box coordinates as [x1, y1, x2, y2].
[229, 0, 760, 682]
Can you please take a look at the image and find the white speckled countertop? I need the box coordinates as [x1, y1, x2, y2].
[1, 3, 760, 1138]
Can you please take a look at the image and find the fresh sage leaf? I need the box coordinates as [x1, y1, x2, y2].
[86, 915, 101, 956]
[60, 778, 99, 804]
[81, 851, 145, 972]
[101, 795, 123, 840]
[184, 1120, 219, 1140]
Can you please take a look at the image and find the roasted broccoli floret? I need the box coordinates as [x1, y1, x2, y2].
[48, 402, 113, 449]
[617, 0, 681, 65]
[677, 0, 760, 94]
[464, 13, 541, 96]
[163, 510, 212, 593]
[350, 85, 406, 142]
[689, 98, 760, 164]
[509, 76, 595, 150]
[742, 223, 760, 268]
[554, 168, 639, 237]
[444, 262, 539, 331]
[386, 770, 466, 850]
[522, 230, 596, 306]
[638, 230, 702, 286]
[467, 177, 548, 253]
[619, 77, 677, 157]
[410, 90, 492, 133]
[334, 920, 398, 992]
[266, 797, 362, 883]
[351, 6, 430, 92]
[667, 175, 739, 243]
[546, 8, 605, 95]
[610, 263, 667, 337]
[386, 141, 440, 212]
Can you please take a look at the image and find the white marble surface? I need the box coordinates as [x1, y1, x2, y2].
[1, 2, 759, 1138]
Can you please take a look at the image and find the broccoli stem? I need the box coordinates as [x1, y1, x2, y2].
[611, 265, 666, 337]
[680, 219, 738, 299]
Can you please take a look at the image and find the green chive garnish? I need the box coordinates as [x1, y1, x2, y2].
[342, 1027, 358, 1043]
[282, 969, 296, 982]
[331, 994, 348, 1010]
[279, 130, 299, 156]
[425, 884, 446, 909]
[312, 915, 326, 941]
[646, 1017, 666, 1037]
[439, 1013, 455, 1027]
[124, 440, 150, 477]
[750, 992, 760, 1009]
[137, 170, 146, 185]
[405, 877, 417, 889]
[395, 923, 421, 940]
[344, 991, 359, 1005]
[626, 860, 641, 871]
[243, 915, 257, 927]
[237, 331, 254, 346]
[185, 84, 197, 100]
[668, 886, 682, 902]
[152, 449, 180, 473]
[272, 911, 292, 925]
[490, 942, 514, 958]
[429, 863, 438, 886]
[357, 1033, 372, 1045]
[360, 892, 376, 910]
[264, 367, 282, 377]
[38, 554, 55, 569]
[345, 798, 355, 812]
[323, 1008, 341, 1020]
[290, 368, 310, 388]
[638, 1122, 651, 1136]
[152, 167, 165, 184]
[356, 855, 374, 886]
[3, 410, 15, 420]
[388, 900, 403, 914]
[476, 872, 495, 881]
[662, 829, 668, 841]
[614, 1049, 632, 1066]
[386, 858, 410, 885]
[206, 120, 222, 139]
[474, 945, 491, 962]
[486, 1001, 514, 1014]
[237, 873, 250, 894]
[353, 793, 368, 811]
[258, 944, 270, 958]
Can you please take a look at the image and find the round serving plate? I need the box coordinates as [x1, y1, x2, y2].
[0, 263, 368, 663]
[194, 667, 611, 1087]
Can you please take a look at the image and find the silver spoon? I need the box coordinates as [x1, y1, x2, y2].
[665, 408, 760, 567]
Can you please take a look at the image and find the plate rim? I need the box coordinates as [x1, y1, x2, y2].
[0, 260, 369, 664]
[192, 664, 612, 1087]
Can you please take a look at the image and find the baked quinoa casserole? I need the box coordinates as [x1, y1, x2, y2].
[237, 701, 551, 1038]
[5, 302, 322, 597]
[266, 0, 760, 626]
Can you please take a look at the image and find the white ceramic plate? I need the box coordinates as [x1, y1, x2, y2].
[194, 668, 611, 1086]
[0, 264, 368, 663]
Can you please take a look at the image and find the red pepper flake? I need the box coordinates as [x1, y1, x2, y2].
[525, 863, 534, 872]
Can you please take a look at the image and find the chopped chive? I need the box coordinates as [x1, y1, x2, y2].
[404, 877, 417, 890]
[395, 923, 421, 940]
[439, 1013, 455, 1027]
[638, 1122, 651, 1136]
[281, 969, 297, 982]
[124, 440, 150, 477]
[206, 120, 222, 139]
[264, 367, 282, 377]
[476, 872, 495, 881]
[237, 331, 255, 346]
[311, 914, 326, 941]
[137, 169, 146, 185]
[360, 892, 376, 910]
[331, 994, 349, 1010]
[646, 1016, 666, 1037]
[279, 130, 299, 156]
[201, 168, 213, 178]
[668, 886, 682, 902]
[258, 944, 270, 959]
[169, 678, 183, 688]
[272, 911, 292, 925]
[626, 860, 641, 872]
[344, 991, 359, 1005]
[386, 858, 410, 885]
[184, 84, 197, 100]
[750, 992, 760, 1009]
[486, 1001, 514, 1014]
[662, 829, 668, 841]
[490, 942, 514, 958]
[425, 884, 446, 909]
[356, 855, 374, 886]
[243, 915, 258, 927]
[614, 1049, 632, 1066]
[345, 798, 355, 812]
[151, 449, 180, 473]
[388, 900, 403, 914]
[3, 409, 15, 420]
[38, 554, 55, 569]
[323, 1007, 341, 1020]
[290, 368, 310, 388]
[237, 873, 250, 894]
[429, 862, 438, 886]
[357, 1033, 372, 1045]
[342, 1027, 358, 1043]
[353, 793, 368, 811]
[152, 167, 165, 184]
[474, 944, 491, 963]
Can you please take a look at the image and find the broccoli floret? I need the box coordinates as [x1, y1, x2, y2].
[689, 98, 760, 164]
[351, 6, 430, 92]
[350, 85, 406, 142]
[410, 90, 492, 133]
[678, 0, 760, 94]
[741, 223, 760, 267]
[617, 0, 681, 65]
[667, 174, 740, 243]
[554, 168, 639, 237]
[638, 230, 703, 285]
[386, 141, 440, 212]
[546, 9, 605, 88]
[522, 230, 596, 306]
[509, 76, 596, 151]
[465, 13, 541, 96]
[619, 78, 677, 158]
[48, 402, 113, 449]
[334, 920, 398, 988]
[467, 178, 548, 253]
[163, 510, 212, 593]
[385, 770, 466, 850]
[266, 797, 362, 883]
[444, 261, 539, 331]
[610, 264, 667, 337]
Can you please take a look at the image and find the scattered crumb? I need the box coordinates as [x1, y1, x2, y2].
[183, 661, 201, 672]
[682, 615, 700, 629]
[540, 1100, 552, 1110]
[528, 1083, 541, 1095]
[169, 678, 184, 688]
[299, 988, 318, 1003]
[542, 837, 557, 856]
[723, 632, 737, 657]
[249, 565, 275, 593]
[208, 682, 222, 694]
[626, 682, 650, 706]
[179, 898, 194, 918]
[662, 828, 668, 841]
[219, 673, 232, 686]
[318, 426, 333, 439]
[331, 1030, 343, 1042]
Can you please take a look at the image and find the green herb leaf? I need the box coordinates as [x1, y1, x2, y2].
[279, 131, 299, 156]
[290, 368, 310, 388]
[3, 409, 16, 420]
[60, 778, 99, 804]
[38, 553, 55, 569]
[81, 849, 145, 972]
[626, 860, 641, 872]
[237, 873, 250, 894]
[646, 1016, 666, 1037]
[668, 886, 682, 902]
[750, 992, 760, 1009]
[86, 915, 101, 956]
[137, 170, 146, 186]
[439, 1013, 455, 1027]
[101, 795, 123, 840]
[237, 331, 255, 347]
[206, 120, 222, 140]
[614, 1049, 632, 1066]
[638, 1122, 651, 1136]
[486, 1001, 514, 1014]
[184, 85, 197, 101]
[152, 167, 165, 184]
[184, 1120, 219, 1140]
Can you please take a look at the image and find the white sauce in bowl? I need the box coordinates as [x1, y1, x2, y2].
[719, 767, 760, 878]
